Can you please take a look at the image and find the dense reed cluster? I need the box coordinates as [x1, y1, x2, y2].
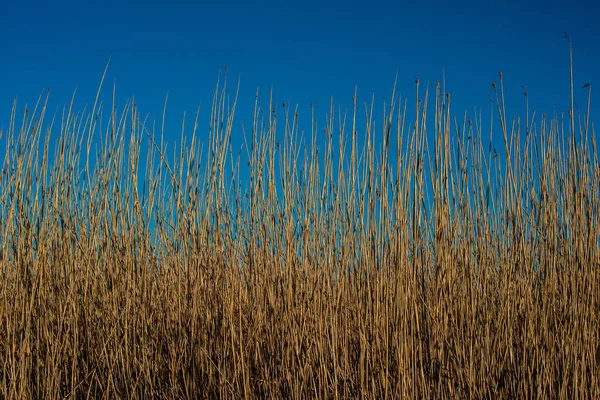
[1, 68, 599, 398]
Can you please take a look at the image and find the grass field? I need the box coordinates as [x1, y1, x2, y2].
[1, 66, 599, 399]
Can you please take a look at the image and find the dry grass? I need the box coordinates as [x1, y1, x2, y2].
[1, 68, 599, 399]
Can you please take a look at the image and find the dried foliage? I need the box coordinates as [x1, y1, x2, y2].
[1, 70, 599, 399]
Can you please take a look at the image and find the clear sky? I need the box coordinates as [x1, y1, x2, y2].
[1, 0, 599, 173]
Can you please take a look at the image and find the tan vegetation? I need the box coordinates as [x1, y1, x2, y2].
[0, 68, 599, 398]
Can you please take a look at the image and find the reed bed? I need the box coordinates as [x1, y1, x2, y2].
[0, 67, 599, 399]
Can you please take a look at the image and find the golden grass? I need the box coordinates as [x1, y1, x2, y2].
[0, 69, 599, 399]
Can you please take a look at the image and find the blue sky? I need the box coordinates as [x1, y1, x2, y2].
[1, 0, 599, 177]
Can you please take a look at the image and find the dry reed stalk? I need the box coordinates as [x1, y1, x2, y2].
[0, 66, 599, 399]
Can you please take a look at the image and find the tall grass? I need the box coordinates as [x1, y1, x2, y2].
[1, 67, 599, 399]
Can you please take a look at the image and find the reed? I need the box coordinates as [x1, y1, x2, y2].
[0, 67, 598, 399]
